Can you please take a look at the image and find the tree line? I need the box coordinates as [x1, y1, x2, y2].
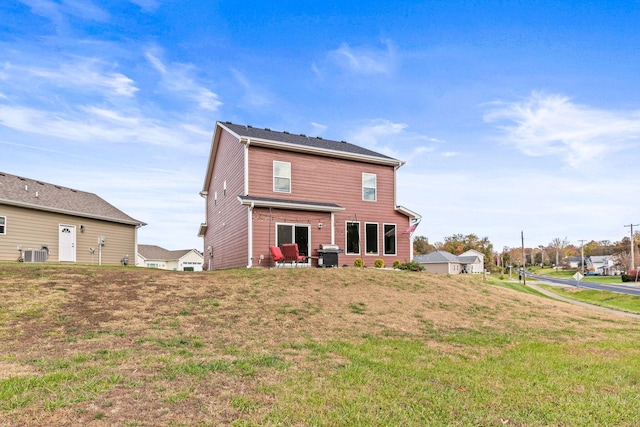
[414, 233, 640, 273]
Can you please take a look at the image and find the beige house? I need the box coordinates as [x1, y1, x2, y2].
[414, 249, 484, 274]
[0, 172, 145, 265]
[137, 245, 204, 271]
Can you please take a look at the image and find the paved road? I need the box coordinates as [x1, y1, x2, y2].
[525, 271, 640, 297]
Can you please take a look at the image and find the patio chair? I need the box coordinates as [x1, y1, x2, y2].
[281, 243, 308, 267]
[270, 246, 285, 267]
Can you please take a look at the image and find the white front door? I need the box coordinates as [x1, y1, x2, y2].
[59, 224, 76, 262]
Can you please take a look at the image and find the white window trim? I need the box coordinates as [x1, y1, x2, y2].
[383, 223, 397, 256]
[362, 172, 377, 201]
[0, 216, 5, 235]
[345, 221, 360, 255]
[273, 161, 292, 193]
[364, 222, 379, 256]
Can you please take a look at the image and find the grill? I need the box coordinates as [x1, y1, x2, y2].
[317, 244, 342, 268]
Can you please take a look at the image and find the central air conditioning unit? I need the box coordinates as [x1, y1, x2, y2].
[24, 250, 48, 263]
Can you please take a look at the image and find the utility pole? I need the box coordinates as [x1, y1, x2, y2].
[578, 239, 586, 275]
[624, 224, 639, 271]
[521, 231, 526, 286]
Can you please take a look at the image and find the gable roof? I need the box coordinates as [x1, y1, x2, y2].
[414, 250, 462, 264]
[414, 250, 482, 265]
[202, 121, 405, 193]
[221, 121, 400, 163]
[0, 171, 145, 226]
[137, 245, 202, 261]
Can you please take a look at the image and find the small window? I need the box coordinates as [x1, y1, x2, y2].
[273, 161, 291, 193]
[346, 222, 360, 255]
[214, 191, 218, 206]
[384, 224, 396, 255]
[365, 223, 378, 255]
[0, 216, 5, 235]
[362, 173, 376, 201]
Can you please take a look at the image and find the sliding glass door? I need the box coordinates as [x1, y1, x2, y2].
[276, 223, 310, 258]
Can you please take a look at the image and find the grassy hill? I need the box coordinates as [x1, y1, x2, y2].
[1, 264, 639, 426]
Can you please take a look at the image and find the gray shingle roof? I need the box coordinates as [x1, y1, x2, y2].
[221, 121, 398, 162]
[138, 244, 198, 261]
[0, 171, 144, 226]
[414, 251, 462, 264]
[238, 195, 344, 211]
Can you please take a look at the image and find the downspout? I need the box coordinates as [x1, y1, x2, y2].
[331, 212, 335, 245]
[244, 139, 250, 196]
[245, 138, 252, 268]
[247, 201, 254, 268]
[199, 191, 211, 270]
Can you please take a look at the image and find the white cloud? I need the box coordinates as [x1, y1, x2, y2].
[0, 104, 209, 151]
[484, 92, 640, 168]
[20, 0, 109, 29]
[2, 59, 138, 98]
[310, 122, 327, 134]
[326, 39, 397, 75]
[346, 119, 441, 161]
[231, 68, 272, 107]
[146, 50, 222, 111]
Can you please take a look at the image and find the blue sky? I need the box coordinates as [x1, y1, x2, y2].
[2, 0, 640, 252]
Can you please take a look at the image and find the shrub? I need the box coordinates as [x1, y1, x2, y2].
[374, 259, 385, 269]
[392, 260, 401, 269]
[622, 270, 639, 282]
[353, 258, 364, 268]
[397, 261, 424, 272]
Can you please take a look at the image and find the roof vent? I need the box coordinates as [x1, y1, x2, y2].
[265, 128, 271, 131]
[316, 136, 323, 139]
[283, 131, 289, 134]
[225, 121, 232, 124]
[300, 134, 306, 137]
[247, 125, 253, 128]
[341, 140, 347, 143]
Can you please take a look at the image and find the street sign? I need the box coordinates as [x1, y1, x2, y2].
[573, 272, 583, 281]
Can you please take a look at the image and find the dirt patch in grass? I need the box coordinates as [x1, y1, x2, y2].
[0, 264, 638, 426]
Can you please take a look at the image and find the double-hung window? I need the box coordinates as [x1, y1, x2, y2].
[0, 216, 5, 235]
[273, 161, 291, 193]
[362, 173, 376, 201]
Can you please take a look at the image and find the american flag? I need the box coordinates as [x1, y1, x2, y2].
[402, 221, 419, 234]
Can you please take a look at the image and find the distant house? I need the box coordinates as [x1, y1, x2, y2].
[137, 245, 204, 271]
[458, 249, 485, 273]
[198, 121, 421, 270]
[568, 256, 582, 269]
[588, 255, 620, 276]
[414, 249, 484, 274]
[0, 171, 145, 265]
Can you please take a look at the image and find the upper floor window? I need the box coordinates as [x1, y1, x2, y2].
[0, 216, 5, 235]
[362, 173, 376, 201]
[273, 161, 291, 193]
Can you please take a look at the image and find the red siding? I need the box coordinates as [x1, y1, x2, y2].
[203, 129, 249, 269]
[247, 146, 413, 267]
[250, 207, 333, 267]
